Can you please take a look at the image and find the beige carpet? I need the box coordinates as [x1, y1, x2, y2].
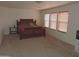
[0, 34, 74, 57]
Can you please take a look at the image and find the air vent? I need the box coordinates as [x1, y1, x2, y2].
[35, 1, 43, 3]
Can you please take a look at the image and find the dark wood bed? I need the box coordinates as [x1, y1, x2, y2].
[17, 19, 45, 40]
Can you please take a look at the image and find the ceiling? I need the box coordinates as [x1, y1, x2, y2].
[0, 1, 72, 10]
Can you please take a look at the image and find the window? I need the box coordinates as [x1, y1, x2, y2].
[44, 12, 69, 32]
[50, 13, 57, 29]
[58, 12, 69, 32]
[44, 14, 50, 27]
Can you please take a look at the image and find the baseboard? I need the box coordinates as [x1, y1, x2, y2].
[46, 33, 74, 52]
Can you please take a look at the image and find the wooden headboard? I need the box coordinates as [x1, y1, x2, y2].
[16, 19, 36, 33]
[20, 19, 34, 23]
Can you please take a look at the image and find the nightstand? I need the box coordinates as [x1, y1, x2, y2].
[9, 26, 17, 34]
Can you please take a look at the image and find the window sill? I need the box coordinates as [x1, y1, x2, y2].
[57, 30, 67, 33]
[45, 27, 67, 33]
[45, 27, 57, 31]
[49, 28, 57, 31]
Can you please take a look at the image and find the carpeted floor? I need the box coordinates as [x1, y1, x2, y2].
[0, 34, 74, 57]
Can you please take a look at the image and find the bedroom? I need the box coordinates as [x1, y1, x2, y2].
[0, 1, 79, 57]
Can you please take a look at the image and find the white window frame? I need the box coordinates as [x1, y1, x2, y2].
[44, 11, 69, 33]
[57, 11, 69, 32]
[49, 13, 58, 30]
[44, 14, 50, 28]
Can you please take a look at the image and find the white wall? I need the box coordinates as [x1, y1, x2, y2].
[0, 7, 40, 45]
[0, 7, 40, 35]
[40, 2, 79, 45]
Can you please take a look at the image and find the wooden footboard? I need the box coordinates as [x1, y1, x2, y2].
[20, 27, 45, 40]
